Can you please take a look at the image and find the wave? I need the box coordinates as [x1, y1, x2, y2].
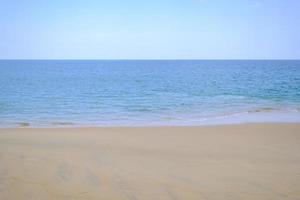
[16, 122, 30, 127]
[212, 94, 248, 100]
[52, 122, 75, 126]
[247, 107, 300, 114]
[247, 107, 277, 113]
[3, 106, 300, 128]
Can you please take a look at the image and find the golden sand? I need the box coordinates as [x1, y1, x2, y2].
[0, 123, 300, 199]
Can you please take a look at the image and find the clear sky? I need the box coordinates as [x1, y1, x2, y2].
[0, 0, 299, 59]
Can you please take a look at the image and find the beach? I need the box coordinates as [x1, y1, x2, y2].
[1, 0, 300, 199]
[1, 123, 300, 199]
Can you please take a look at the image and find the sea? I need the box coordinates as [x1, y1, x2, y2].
[0, 60, 300, 127]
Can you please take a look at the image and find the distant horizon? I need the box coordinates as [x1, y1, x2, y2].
[1, 58, 300, 61]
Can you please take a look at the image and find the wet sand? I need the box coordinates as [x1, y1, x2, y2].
[0, 123, 300, 199]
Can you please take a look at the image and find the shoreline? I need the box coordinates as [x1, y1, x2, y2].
[0, 121, 300, 129]
[2, 109, 300, 128]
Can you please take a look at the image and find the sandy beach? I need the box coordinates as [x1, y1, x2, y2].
[0, 123, 300, 200]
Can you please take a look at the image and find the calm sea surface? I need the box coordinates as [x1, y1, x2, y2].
[0, 60, 300, 127]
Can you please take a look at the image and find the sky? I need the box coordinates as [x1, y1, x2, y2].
[0, 0, 299, 59]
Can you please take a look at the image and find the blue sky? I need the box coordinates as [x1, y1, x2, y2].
[0, 0, 299, 59]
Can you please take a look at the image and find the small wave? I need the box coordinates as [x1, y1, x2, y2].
[247, 107, 276, 113]
[52, 122, 75, 126]
[247, 107, 300, 114]
[213, 95, 247, 100]
[129, 107, 153, 112]
[161, 116, 183, 121]
[17, 122, 30, 127]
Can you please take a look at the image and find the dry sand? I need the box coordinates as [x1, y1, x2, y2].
[0, 123, 300, 200]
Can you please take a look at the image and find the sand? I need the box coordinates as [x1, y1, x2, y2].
[0, 123, 300, 200]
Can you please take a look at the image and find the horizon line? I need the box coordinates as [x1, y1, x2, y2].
[0, 58, 300, 61]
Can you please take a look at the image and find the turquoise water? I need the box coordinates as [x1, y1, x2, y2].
[0, 60, 300, 127]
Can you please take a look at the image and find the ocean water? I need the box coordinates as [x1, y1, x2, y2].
[0, 60, 300, 127]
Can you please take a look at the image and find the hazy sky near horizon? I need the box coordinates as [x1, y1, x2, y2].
[0, 0, 299, 59]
